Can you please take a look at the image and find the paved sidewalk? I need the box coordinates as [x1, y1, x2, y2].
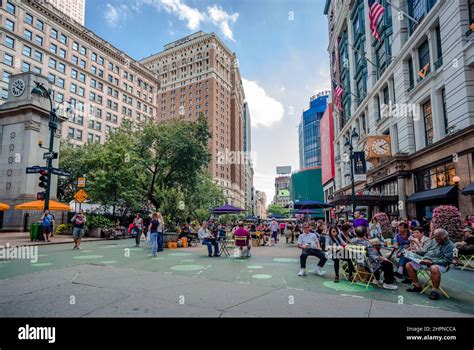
[0, 231, 102, 247]
[0, 238, 473, 317]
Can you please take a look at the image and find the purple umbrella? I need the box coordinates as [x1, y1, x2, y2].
[211, 204, 245, 214]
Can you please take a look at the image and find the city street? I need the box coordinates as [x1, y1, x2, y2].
[0, 239, 472, 317]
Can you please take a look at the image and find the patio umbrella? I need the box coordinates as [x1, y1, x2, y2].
[293, 200, 333, 209]
[15, 200, 71, 211]
[211, 204, 245, 214]
[0, 203, 10, 211]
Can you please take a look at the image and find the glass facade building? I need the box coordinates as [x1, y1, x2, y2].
[298, 94, 328, 169]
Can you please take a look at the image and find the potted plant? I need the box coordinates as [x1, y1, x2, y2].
[86, 215, 114, 238]
[56, 223, 72, 235]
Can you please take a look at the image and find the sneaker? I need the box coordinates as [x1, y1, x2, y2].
[314, 266, 326, 276]
[72, 246, 77, 250]
[77, 246, 82, 250]
[402, 278, 412, 284]
[334, 276, 339, 283]
[383, 283, 398, 290]
[407, 286, 423, 293]
[394, 272, 404, 279]
[429, 291, 440, 300]
[298, 268, 306, 276]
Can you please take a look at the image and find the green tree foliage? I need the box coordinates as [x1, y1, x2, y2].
[267, 204, 290, 217]
[58, 116, 222, 225]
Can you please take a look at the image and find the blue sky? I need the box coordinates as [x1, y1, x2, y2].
[85, 0, 330, 202]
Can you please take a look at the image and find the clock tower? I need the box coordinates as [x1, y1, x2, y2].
[0, 73, 66, 231]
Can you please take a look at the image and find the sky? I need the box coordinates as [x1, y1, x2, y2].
[84, 0, 331, 203]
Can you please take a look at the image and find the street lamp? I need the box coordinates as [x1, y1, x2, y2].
[31, 81, 58, 211]
[344, 127, 359, 215]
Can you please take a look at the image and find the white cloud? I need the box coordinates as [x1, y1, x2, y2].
[104, 3, 129, 28]
[207, 5, 239, 42]
[242, 79, 285, 128]
[114, 1, 239, 42]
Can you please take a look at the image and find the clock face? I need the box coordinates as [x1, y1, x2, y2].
[371, 138, 390, 155]
[364, 142, 370, 158]
[11, 79, 26, 97]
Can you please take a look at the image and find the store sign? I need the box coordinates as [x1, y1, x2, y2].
[354, 151, 367, 181]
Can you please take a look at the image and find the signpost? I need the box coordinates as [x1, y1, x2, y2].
[42, 151, 58, 160]
[74, 189, 88, 204]
[77, 177, 86, 188]
[26, 166, 47, 174]
[51, 168, 71, 177]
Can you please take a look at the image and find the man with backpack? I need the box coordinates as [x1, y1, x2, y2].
[71, 210, 86, 250]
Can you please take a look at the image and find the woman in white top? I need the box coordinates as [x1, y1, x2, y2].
[369, 217, 383, 241]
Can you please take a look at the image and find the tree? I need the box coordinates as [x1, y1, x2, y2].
[267, 204, 290, 217]
[432, 205, 463, 241]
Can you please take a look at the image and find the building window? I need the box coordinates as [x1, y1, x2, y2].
[6, 1, 16, 15]
[6, 19, 15, 32]
[415, 162, 456, 192]
[35, 35, 43, 46]
[72, 42, 79, 51]
[441, 88, 448, 135]
[36, 20, 44, 31]
[24, 29, 32, 41]
[34, 50, 42, 62]
[23, 45, 32, 57]
[407, 57, 414, 90]
[25, 13, 34, 25]
[33, 66, 41, 75]
[58, 77, 65, 88]
[407, 0, 438, 35]
[423, 100, 433, 146]
[48, 73, 55, 84]
[58, 63, 66, 73]
[418, 39, 430, 79]
[51, 28, 58, 39]
[60, 34, 67, 45]
[5, 36, 15, 49]
[68, 127, 74, 139]
[435, 25, 443, 69]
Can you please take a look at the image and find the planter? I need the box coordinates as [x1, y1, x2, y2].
[87, 228, 102, 238]
[163, 232, 178, 244]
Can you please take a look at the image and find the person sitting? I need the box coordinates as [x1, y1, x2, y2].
[340, 223, 354, 243]
[395, 226, 431, 282]
[234, 221, 251, 258]
[198, 221, 219, 257]
[405, 228, 455, 300]
[369, 217, 384, 242]
[351, 226, 398, 290]
[326, 225, 354, 282]
[297, 223, 327, 277]
[395, 222, 411, 249]
[454, 227, 474, 259]
[262, 224, 270, 246]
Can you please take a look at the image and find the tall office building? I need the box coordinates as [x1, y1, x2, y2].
[298, 93, 329, 169]
[140, 32, 246, 208]
[324, 0, 474, 219]
[45, 0, 86, 25]
[1, 0, 159, 145]
[243, 101, 254, 213]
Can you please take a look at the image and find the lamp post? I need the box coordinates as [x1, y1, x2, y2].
[31, 81, 58, 211]
[344, 128, 359, 216]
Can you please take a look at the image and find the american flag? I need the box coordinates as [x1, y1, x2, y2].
[368, 0, 385, 42]
[332, 80, 343, 111]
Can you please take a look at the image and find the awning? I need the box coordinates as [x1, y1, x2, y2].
[328, 195, 398, 206]
[407, 186, 458, 202]
[14, 200, 71, 211]
[462, 183, 474, 195]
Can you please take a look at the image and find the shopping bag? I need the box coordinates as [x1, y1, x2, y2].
[140, 233, 146, 241]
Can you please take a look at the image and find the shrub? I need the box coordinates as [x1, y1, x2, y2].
[56, 223, 72, 235]
[87, 215, 114, 230]
[431, 205, 463, 241]
[373, 212, 392, 238]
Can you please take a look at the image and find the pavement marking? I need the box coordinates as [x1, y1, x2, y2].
[412, 304, 440, 309]
[30, 263, 53, 267]
[100, 260, 117, 264]
[281, 277, 287, 284]
[286, 287, 304, 291]
[251, 274, 272, 279]
[70, 272, 79, 283]
[247, 265, 263, 269]
[73, 255, 104, 260]
[341, 294, 364, 299]
[170, 264, 205, 271]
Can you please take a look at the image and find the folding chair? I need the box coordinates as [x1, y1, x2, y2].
[234, 236, 250, 258]
[347, 245, 379, 289]
[459, 254, 474, 271]
[417, 265, 450, 299]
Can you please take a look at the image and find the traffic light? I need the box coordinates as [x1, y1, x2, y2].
[38, 169, 49, 190]
[37, 192, 45, 200]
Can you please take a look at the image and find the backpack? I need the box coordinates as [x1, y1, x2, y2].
[43, 214, 52, 226]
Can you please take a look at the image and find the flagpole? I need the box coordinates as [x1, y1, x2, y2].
[385, 0, 419, 25]
[346, 42, 379, 72]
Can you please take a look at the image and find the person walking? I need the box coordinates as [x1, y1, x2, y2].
[40, 210, 54, 242]
[156, 212, 165, 252]
[71, 210, 86, 250]
[270, 219, 279, 244]
[133, 213, 144, 247]
[148, 212, 160, 257]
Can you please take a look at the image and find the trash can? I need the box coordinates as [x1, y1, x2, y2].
[29, 223, 44, 241]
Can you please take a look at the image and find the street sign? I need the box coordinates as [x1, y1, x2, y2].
[51, 168, 71, 177]
[77, 177, 86, 188]
[74, 189, 88, 203]
[26, 166, 47, 174]
[43, 151, 58, 160]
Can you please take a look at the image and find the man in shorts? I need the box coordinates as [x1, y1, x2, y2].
[71, 210, 86, 250]
[405, 228, 454, 300]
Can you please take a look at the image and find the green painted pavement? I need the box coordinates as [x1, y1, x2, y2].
[0, 238, 472, 315]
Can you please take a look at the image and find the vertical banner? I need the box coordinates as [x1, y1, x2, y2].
[353, 151, 367, 181]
